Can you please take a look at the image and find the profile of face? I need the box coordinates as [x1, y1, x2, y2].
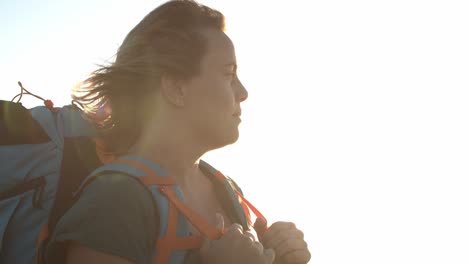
[181, 29, 248, 150]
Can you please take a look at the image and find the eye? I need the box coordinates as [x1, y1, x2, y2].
[225, 72, 236, 81]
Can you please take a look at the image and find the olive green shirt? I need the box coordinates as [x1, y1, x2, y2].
[45, 173, 159, 264]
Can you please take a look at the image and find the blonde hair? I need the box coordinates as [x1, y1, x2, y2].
[73, 0, 225, 152]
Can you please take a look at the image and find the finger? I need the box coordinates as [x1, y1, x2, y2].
[274, 238, 308, 258]
[282, 249, 311, 264]
[224, 223, 244, 238]
[253, 241, 264, 253]
[244, 240, 264, 256]
[244, 230, 256, 243]
[268, 221, 296, 232]
[262, 222, 295, 244]
[201, 214, 226, 253]
[263, 228, 304, 250]
[263, 248, 276, 264]
[254, 217, 268, 238]
[215, 213, 224, 231]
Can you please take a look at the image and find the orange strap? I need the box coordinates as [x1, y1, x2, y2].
[159, 186, 223, 240]
[154, 197, 179, 263]
[36, 225, 49, 264]
[213, 171, 226, 181]
[109, 160, 221, 262]
[235, 189, 266, 220]
[153, 195, 206, 263]
[214, 171, 267, 221]
[111, 160, 223, 240]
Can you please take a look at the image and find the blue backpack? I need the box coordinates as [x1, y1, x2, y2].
[0, 92, 263, 263]
[0, 98, 102, 263]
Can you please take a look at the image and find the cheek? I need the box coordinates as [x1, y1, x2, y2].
[201, 82, 234, 107]
[210, 90, 235, 118]
[187, 75, 235, 113]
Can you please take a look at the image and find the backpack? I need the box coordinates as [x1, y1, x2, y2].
[0, 94, 264, 263]
[0, 98, 98, 264]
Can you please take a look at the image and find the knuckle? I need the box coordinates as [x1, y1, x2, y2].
[226, 224, 243, 236]
[230, 223, 244, 232]
[270, 221, 289, 229]
[287, 250, 310, 263]
[240, 234, 253, 244]
[244, 231, 255, 241]
[296, 229, 305, 239]
[282, 238, 291, 249]
[254, 241, 264, 252]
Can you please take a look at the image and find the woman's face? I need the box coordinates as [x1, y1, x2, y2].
[183, 29, 248, 150]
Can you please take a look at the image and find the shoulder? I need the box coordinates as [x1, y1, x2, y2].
[46, 172, 159, 264]
[79, 172, 158, 223]
[79, 173, 155, 209]
[56, 172, 158, 233]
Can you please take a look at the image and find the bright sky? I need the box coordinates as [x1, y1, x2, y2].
[1, 0, 468, 263]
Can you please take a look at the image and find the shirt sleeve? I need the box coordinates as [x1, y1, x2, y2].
[45, 173, 159, 264]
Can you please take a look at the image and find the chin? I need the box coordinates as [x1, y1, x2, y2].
[227, 130, 240, 144]
[208, 129, 240, 150]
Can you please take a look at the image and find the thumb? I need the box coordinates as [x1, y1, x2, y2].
[215, 213, 225, 231]
[254, 217, 268, 238]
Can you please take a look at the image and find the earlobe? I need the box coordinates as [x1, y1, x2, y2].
[160, 74, 185, 107]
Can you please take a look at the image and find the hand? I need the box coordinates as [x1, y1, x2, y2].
[254, 218, 311, 264]
[200, 214, 275, 264]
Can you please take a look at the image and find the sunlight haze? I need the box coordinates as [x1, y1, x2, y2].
[1, 0, 467, 263]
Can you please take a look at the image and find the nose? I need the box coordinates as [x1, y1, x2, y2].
[236, 77, 248, 102]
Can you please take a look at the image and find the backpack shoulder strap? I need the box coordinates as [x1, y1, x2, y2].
[78, 158, 175, 193]
[77, 157, 222, 263]
[199, 160, 266, 229]
[79, 157, 221, 237]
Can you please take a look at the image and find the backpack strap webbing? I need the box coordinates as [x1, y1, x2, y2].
[36, 225, 49, 264]
[111, 159, 222, 264]
[200, 161, 267, 227]
[211, 168, 266, 224]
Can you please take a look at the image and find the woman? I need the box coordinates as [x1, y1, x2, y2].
[45, 1, 310, 263]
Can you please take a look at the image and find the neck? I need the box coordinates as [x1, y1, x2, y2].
[129, 122, 206, 184]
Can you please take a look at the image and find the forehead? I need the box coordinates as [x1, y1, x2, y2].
[199, 29, 236, 65]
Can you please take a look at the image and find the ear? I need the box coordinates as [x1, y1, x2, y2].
[160, 74, 186, 107]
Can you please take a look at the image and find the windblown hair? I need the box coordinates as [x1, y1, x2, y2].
[73, 0, 225, 152]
